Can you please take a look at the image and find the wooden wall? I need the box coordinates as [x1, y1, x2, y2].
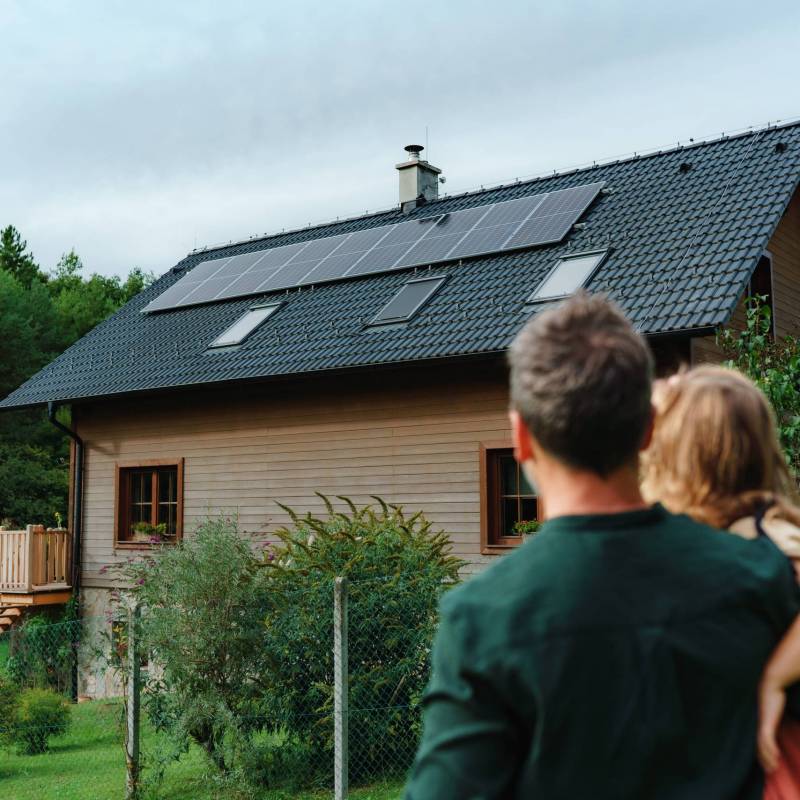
[76, 359, 510, 587]
[692, 187, 800, 363]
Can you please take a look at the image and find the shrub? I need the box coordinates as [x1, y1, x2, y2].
[115, 516, 273, 775]
[0, 672, 18, 743]
[719, 296, 800, 477]
[112, 500, 462, 790]
[6, 601, 79, 694]
[10, 687, 70, 754]
[261, 495, 463, 784]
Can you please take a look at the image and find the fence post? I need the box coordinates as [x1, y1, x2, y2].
[125, 603, 141, 800]
[334, 577, 349, 800]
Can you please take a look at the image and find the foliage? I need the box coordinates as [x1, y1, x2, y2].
[0, 698, 404, 800]
[111, 516, 273, 776]
[9, 688, 70, 754]
[48, 250, 154, 343]
[260, 495, 463, 784]
[513, 518, 541, 535]
[0, 226, 46, 289]
[6, 604, 80, 695]
[0, 225, 154, 526]
[131, 522, 168, 542]
[107, 500, 460, 790]
[718, 296, 800, 477]
[0, 672, 18, 742]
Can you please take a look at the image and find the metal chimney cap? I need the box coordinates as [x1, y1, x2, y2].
[404, 144, 424, 159]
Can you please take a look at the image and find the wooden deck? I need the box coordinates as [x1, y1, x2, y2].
[0, 526, 72, 601]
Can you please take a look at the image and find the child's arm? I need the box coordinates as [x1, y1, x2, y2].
[759, 613, 800, 771]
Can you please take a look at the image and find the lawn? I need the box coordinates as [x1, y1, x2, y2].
[0, 700, 404, 800]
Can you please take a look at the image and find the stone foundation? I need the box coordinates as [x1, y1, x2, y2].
[78, 587, 123, 699]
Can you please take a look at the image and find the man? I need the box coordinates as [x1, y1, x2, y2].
[405, 293, 798, 799]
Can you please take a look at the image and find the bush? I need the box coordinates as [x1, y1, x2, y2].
[0, 672, 18, 743]
[116, 516, 273, 775]
[261, 495, 463, 784]
[719, 296, 800, 477]
[6, 602, 79, 694]
[114, 500, 462, 790]
[10, 688, 70, 754]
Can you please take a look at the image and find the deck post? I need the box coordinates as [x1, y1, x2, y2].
[334, 576, 349, 800]
[125, 602, 141, 800]
[24, 525, 35, 592]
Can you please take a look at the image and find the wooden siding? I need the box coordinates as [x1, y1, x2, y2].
[771, 190, 800, 339]
[76, 361, 511, 585]
[692, 187, 800, 363]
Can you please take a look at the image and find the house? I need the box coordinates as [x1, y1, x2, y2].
[1, 123, 799, 694]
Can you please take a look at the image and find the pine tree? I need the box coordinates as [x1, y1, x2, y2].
[0, 225, 44, 289]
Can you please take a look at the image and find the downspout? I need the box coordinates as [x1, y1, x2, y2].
[47, 401, 83, 703]
[47, 402, 83, 593]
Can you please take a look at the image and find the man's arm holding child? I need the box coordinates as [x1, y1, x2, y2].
[404, 597, 523, 799]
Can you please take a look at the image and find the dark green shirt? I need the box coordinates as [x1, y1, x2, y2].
[405, 505, 799, 800]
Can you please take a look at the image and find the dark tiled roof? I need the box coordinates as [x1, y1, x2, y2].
[4, 122, 800, 409]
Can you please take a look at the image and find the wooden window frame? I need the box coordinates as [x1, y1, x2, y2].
[480, 442, 540, 555]
[114, 459, 184, 550]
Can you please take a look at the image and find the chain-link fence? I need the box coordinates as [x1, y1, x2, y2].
[0, 614, 124, 800]
[0, 576, 447, 799]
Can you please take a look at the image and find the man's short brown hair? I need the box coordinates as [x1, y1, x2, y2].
[508, 292, 654, 476]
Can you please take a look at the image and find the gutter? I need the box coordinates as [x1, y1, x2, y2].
[46, 402, 83, 601]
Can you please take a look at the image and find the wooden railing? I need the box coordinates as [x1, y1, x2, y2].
[0, 526, 72, 592]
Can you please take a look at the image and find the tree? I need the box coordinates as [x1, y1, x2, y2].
[0, 227, 155, 525]
[0, 226, 45, 289]
[48, 251, 154, 344]
[718, 297, 800, 478]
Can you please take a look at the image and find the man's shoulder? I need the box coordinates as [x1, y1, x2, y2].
[442, 508, 796, 628]
[440, 533, 560, 622]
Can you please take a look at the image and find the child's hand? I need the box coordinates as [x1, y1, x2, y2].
[758, 677, 786, 773]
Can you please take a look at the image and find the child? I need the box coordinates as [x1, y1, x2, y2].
[641, 365, 800, 796]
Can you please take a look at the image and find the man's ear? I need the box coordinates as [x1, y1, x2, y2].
[509, 409, 535, 464]
[639, 404, 656, 452]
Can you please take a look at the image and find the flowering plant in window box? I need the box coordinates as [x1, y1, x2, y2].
[513, 519, 542, 537]
[130, 522, 168, 543]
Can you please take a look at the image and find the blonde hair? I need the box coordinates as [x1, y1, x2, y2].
[641, 365, 800, 529]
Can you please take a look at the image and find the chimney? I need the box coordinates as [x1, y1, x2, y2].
[396, 144, 442, 213]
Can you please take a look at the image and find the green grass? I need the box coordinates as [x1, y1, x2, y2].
[0, 636, 9, 673]
[0, 700, 403, 800]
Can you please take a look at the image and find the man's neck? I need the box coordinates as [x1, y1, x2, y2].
[538, 462, 649, 520]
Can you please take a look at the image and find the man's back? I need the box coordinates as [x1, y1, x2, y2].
[406, 506, 798, 799]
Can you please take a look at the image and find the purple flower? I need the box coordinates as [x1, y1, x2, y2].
[99, 565, 109, 575]
[268, 553, 275, 561]
[136, 578, 145, 585]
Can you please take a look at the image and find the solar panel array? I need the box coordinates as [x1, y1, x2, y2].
[143, 181, 604, 313]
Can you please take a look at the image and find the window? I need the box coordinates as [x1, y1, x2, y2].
[370, 276, 447, 325]
[481, 445, 539, 551]
[115, 460, 184, 547]
[748, 252, 775, 337]
[209, 303, 281, 348]
[527, 251, 606, 304]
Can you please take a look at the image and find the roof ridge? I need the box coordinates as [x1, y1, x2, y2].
[189, 116, 800, 259]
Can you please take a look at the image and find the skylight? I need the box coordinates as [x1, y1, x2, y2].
[208, 304, 280, 348]
[527, 251, 606, 304]
[370, 276, 447, 325]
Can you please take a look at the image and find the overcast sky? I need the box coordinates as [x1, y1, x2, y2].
[2, 0, 799, 278]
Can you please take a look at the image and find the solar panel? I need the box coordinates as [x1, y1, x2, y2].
[143, 181, 604, 313]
